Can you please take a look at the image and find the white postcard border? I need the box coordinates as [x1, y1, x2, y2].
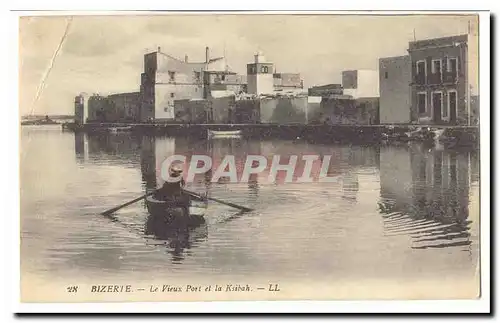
[3, 6, 492, 315]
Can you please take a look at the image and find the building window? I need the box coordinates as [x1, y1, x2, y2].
[442, 94, 449, 120]
[432, 91, 443, 121]
[168, 71, 176, 82]
[447, 90, 457, 122]
[417, 92, 427, 114]
[416, 60, 426, 84]
[447, 57, 458, 79]
[384, 71, 388, 79]
[194, 71, 201, 82]
[432, 59, 442, 82]
[170, 93, 175, 98]
[431, 59, 441, 74]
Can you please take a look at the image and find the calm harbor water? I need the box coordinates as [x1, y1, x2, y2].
[20, 125, 480, 285]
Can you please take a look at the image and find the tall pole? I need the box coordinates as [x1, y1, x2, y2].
[466, 31, 471, 126]
[458, 42, 470, 126]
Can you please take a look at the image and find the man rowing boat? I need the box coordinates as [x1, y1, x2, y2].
[154, 164, 191, 211]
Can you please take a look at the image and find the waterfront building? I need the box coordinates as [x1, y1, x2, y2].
[140, 46, 246, 122]
[74, 94, 87, 125]
[258, 94, 308, 124]
[173, 99, 209, 124]
[408, 34, 470, 125]
[203, 72, 247, 99]
[173, 96, 236, 124]
[76, 47, 309, 124]
[246, 51, 304, 96]
[246, 51, 274, 95]
[379, 55, 412, 124]
[308, 96, 379, 125]
[309, 70, 380, 125]
[173, 93, 312, 125]
[82, 92, 140, 123]
[308, 84, 343, 97]
[108, 92, 141, 122]
[74, 93, 94, 124]
[273, 73, 303, 92]
[342, 70, 380, 99]
[87, 94, 112, 122]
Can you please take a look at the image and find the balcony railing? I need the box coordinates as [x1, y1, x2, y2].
[427, 73, 443, 85]
[412, 72, 458, 86]
[442, 72, 458, 84]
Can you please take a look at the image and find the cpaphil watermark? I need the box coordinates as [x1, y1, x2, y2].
[160, 154, 342, 184]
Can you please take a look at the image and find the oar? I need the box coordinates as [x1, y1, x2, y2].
[183, 189, 253, 212]
[101, 191, 155, 216]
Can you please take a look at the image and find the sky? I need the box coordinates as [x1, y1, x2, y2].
[19, 14, 479, 116]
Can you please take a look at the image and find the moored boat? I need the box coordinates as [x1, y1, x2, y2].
[208, 130, 242, 138]
[108, 126, 132, 134]
[145, 195, 207, 227]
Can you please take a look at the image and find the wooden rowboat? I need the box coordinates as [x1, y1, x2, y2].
[145, 195, 207, 227]
[207, 130, 242, 138]
[108, 126, 132, 134]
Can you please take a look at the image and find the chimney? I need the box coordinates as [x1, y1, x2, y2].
[185, 55, 189, 63]
[205, 46, 210, 63]
[157, 46, 161, 53]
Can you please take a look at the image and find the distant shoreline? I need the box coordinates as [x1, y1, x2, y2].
[21, 115, 74, 120]
[21, 119, 62, 126]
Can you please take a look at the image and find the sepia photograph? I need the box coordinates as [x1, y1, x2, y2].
[15, 10, 488, 311]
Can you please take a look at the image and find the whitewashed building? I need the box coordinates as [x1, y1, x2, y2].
[246, 51, 274, 95]
[342, 70, 380, 99]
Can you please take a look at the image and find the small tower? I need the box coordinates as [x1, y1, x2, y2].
[74, 93, 88, 125]
[247, 51, 274, 95]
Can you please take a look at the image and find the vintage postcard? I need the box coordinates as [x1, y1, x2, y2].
[17, 11, 487, 311]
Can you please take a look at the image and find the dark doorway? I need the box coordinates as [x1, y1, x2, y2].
[417, 93, 427, 115]
[432, 92, 443, 123]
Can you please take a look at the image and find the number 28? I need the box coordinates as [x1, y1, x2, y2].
[67, 286, 78, 293]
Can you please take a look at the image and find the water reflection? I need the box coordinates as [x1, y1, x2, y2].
[74, 132, 142, 166]
[73, 134, 210, 262]
[140, 135, 157, 191]
[75, 134, 382, 218]
[341, 170, 359, 200]
[140, 136, 213, 262]
[144, 216, 208, 263]
[379, 144, 477, 251]
[74, 132, 88, 164]
[69, 131, 479, 273]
